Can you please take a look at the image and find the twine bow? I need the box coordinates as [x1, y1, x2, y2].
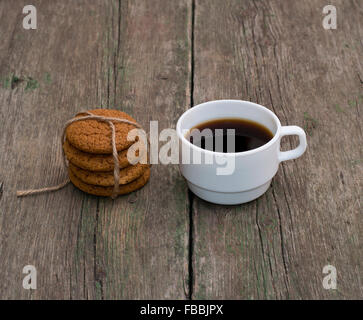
[17, 111, 146, 199]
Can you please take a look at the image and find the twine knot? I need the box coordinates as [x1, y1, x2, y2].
[17, 111, 147, 199]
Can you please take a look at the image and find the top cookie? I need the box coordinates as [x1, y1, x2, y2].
[66, 109, 139, 154]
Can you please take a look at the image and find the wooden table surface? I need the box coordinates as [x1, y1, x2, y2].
[0, 0, 361, 300]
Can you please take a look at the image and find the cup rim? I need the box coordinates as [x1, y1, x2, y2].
[176, 99, 282, 157]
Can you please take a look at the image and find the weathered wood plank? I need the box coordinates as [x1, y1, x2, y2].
[0, 0, 191, 299]
[92, 0, 192, 299]
[0, 0, 107, 300]
[192, 0, 362, 299]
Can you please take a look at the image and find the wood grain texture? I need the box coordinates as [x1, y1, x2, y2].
[0, 0, 361, 300]
[0, 0, 191, 299]
[92, 0, 192, 299]
[192, 0, 362, 299]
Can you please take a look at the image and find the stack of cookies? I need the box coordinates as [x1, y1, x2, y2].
[63, 109, 150, 197]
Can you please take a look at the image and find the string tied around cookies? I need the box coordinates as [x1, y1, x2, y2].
[17, 111, 149, 199]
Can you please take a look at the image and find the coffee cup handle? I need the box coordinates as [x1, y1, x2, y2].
[278, 126, 307, 162]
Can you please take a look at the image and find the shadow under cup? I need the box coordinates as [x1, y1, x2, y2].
[176, 100, 305, 205]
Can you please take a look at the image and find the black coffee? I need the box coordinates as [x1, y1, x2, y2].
[187, 118, 273, 153]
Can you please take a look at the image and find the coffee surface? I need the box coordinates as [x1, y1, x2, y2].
[187, 118, 273, 153]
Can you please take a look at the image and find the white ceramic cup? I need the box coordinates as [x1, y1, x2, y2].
[176, 100, 307, 205]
